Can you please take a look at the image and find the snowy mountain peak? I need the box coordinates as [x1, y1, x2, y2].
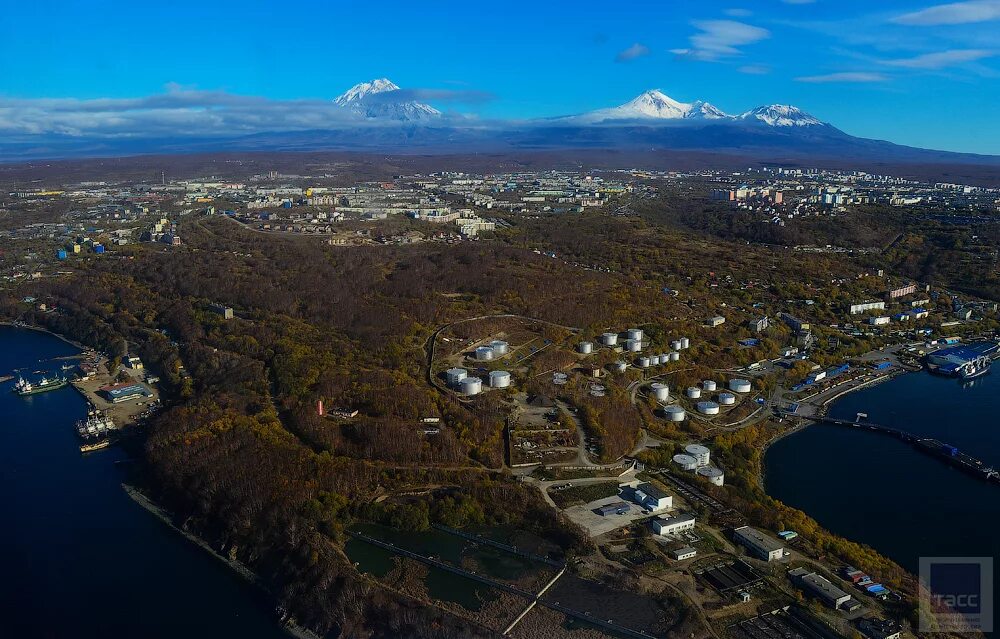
[333, 78, 441, 122]
[621, 90, 694, 119]
[333, 78, 402, 105]
[739, 104, 823, 127]
[688, 100, 728, 120]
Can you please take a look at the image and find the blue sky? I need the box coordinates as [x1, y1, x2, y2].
[0, 0, 997, 153]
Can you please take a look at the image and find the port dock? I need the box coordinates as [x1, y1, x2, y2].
[804, 415, 999, 482]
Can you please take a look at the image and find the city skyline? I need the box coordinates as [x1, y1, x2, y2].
[0, 0, 998, 154]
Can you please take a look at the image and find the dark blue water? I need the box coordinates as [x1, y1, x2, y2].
[0, 326, 287, 639]
[766, 369, 1000, 573]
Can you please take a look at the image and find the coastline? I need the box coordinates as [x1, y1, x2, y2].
[0, 320, 90, 352]
[122, 483, 322, 639]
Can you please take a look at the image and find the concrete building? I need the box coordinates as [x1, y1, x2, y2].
[850, 301, 886, 315]
[885, 283, 917, 300]
[652, 513, 696, 536]
[209, 303, 234, 320]
[708, 316, 726, 327]
[748, 316, 769, 333]
[779, 312, 809, 332]
[634, 482, 672, 511]
[671, 547, 697, 560]
[733, 526, 784, 561]
[788, 568, 852, 609]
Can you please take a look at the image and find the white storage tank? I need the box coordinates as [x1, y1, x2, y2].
[697, 401, 720, 415]
[600, 332, 619, 346]
[446, 367, 468, 387]
[651, 383, 669, 401]
[685, 444, 711, 467]
[686, 386, 702, 399]
[668, 352, 680, 362]
[663, 405, 686, 421]
[626, 339, 641, 352]
[637, 356, 650, 368]
[703, 380, 717, 392]
[475, 345, 495, 361]
[627, 328, 643, 341]
[460, 377, 483, 396]
[680, 337, 691, 349]
[729, 378, 752, 393]
[659, 354, 669, 365]
[649, 354, 661, 365]
[613, 361, 627, 373]
[490, 340, 509, 356]
[671, 340, 682, 351]
[578, 341, 593, 354]
[673, 453, 698, 471]
[718, 392, 736, 405]
[697, 466, 725, 486]
[489, 370, 511, 388]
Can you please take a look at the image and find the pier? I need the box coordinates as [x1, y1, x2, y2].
[805, 414, 1000, 482]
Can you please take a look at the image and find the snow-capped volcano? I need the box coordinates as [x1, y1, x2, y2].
[333, 78, 441, 122]
[567, 90, 825, 128]
[574, 90, 728, 123]
[738, 105, 823, 127]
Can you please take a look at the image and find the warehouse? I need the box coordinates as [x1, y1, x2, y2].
[597, 501, 630, 516]
[98, 382, 153, 404]
[788, 568, 852, 609]
[671, 547, 697, 561]
[733, 526, 784, 561]
[634, 482, 672, 511]
[652, 513, 696, 536]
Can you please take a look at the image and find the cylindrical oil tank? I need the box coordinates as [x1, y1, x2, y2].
[729, 378, 752, 393]
[490, 340, 509, 356]
[703, 380, 717, 392]
[697, 466, 725, 486]
[460, 377, 482, 396]
[475, 345, 495, 361]
[686, 386, 701, 399]
[680, 337, 690, 349]
[663, 405, 686, 421]
[668, 352, 680, 362]
[648, 354, 660, 365]
[673, 453, 698, 471]
[578, 341, 593, 354]
[637, 356, 650, 368]
[600, 332, 619, 346]
[626, 339, 641, 352]
[671, 340, 682, 351]
[697, 401, 720, 415]
[627, 328, 643, 341]
[489, 370, 511, 388]
[613, 361, 627, 372]
[685, 443, 711, 466]
[446, 367, 468, 386]
[718, 392, 736, 405]
[651, 383, 669, 401]
[659, 354, 669, 365]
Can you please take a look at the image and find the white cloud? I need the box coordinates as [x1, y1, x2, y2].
[882, 48, 995, 68]
[892, 0, 1000, 25]
[0, 85, 480, 138]
[724, 8, 752, 17]
[675, 20, 770, 60]
[795, 71, 889, 83]
[739, 64, 771, 74]
[615, 43, 651, 63]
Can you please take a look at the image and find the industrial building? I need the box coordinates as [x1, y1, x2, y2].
[98, 382, 152, 404]
[788, 568, 852, 609]
[850, 301, 886, 315]
[634, 482, 671, 511]
[733, 526, 784, 561]
[652, 512, 696, 536]
[671, 547, 697, 560]
[708, 316, 726, 327]
[597, 501, 630, 516]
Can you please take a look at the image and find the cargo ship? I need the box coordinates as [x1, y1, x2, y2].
[13, 374, 68, 396]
